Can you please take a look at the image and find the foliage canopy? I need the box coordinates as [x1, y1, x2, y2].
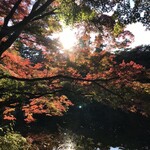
[0, 0, 149, 123]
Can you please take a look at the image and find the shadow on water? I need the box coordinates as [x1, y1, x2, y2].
[16, 102, 150, 149]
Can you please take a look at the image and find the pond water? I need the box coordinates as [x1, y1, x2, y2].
[16, 102, 150, 150]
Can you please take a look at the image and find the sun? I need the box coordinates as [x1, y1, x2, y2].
[59, 27, 77, 50]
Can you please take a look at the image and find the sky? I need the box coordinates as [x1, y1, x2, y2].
[126, 22, 150, 48]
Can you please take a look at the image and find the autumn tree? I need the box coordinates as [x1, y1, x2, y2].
[0, 0, 149, 123]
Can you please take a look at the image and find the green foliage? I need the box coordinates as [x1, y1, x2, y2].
[0, 78, 26, 102]
[57, 0, 96, 25]
[113, 22, 124, 37]
[0, 132, 29, 150]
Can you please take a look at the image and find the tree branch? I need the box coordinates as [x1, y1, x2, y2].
[94, 81, 124, 100]
[0, 0, 23, 40]
[0, 29, 22, 56]
[31, 9, 57, 21]
[3, 0, 23, 27]
[0, 74, 118, 82]
[34, 0, 54, 15]
[30, 0, 42, 13]
[0, 0, 55, 57]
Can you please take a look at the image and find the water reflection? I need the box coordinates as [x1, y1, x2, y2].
[16, 102, 150, 150]
[52, 131, 76, 150]
[51, 129, 121, 150]
[110, 147, 120, 150]
[53, 140, 75, 150]
[58, 103, 150, 149]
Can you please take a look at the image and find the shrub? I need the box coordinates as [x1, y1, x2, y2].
[0, 132, 29, 150]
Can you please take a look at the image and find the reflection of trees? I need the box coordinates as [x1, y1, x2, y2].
[58, 103, 150, 149]
[15, 102, 150, 150]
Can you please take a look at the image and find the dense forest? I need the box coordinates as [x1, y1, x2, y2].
[0, 0, 150, 149]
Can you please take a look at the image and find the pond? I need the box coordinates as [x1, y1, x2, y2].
[15, 102, 150, 150]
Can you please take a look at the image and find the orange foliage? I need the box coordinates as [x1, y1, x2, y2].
[105, 60, 144, 87]
[3, 115, 16, 121]
[3, 107, 16, 121]
[22, 96, 73, 122]
[24, 114, 36, 123]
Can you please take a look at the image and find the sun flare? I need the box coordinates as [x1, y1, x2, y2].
[59, 27, 77, 50]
